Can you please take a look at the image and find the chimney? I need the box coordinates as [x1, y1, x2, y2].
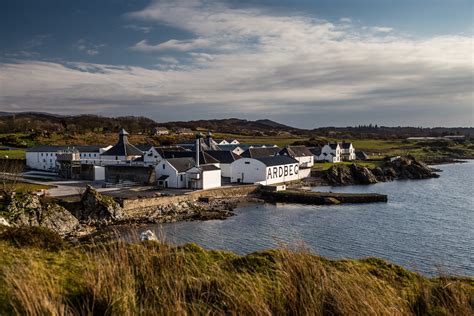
[195, 134, 201, 167]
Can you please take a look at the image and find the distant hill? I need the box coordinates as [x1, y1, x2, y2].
[0, 112, 302, 135]
[161, 118, 303, 135]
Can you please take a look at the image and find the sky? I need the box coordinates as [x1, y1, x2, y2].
[0, 0, 473, 128]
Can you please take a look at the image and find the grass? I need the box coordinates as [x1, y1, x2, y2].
[1, 181, 52, 193]
[312, 160, 385, 171]
[0, 150, 26, 159]
[0, 227, 472, 315]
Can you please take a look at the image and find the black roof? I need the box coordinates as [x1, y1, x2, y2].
[135, 144, 155, 151]
[205, 150, 241, 163]
[241, 147, 280, 158]
[255, 155, 298, 167]
[189, 164, 221, 171]
[101, 129, 143, 157]
[355, 151, 369, 159]
[328, 143, 339, 150]
[340, 142, 352, 149]
[167, 157, 196, 172]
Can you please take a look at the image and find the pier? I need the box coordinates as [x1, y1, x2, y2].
[261, 189, 388, 205]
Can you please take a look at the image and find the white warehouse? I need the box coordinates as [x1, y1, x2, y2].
[230, 155, 302, 185]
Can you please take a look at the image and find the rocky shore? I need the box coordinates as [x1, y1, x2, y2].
[324, 155, 440, 186]
[0, 185, 243, 239]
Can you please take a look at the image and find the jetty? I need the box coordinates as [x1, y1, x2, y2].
[260, 189, 388, 205]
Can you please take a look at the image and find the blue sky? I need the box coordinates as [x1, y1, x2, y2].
[0, 0, 473, 127]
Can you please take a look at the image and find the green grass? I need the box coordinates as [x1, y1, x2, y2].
[0, 150, 26, 159]
[2, 181, 52, 193]
[312, 160, 384, 171]
[0, 228, 472, 315]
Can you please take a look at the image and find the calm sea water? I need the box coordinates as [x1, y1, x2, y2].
[123, 161, 474, 276]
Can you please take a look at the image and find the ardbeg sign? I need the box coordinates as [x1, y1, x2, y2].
[266, 164, 299, 180]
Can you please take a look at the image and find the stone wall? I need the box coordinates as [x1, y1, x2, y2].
[120, 185, 258, 211]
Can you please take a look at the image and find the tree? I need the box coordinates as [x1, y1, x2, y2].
[0, 159, 24, 195]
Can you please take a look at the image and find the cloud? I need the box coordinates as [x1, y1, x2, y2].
[123, 24, 153, 33]
[1, 0, 472, 127]
[372, 26, 393, 33]
[131, 38, 211, 52]
[74, 39, 105, 56]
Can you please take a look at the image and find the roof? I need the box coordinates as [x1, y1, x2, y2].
[255, 155, 298, 167]
[101, 129, 143, 157]
[339, 142, 352, 149]
[135, 144, 155, 151]
[279, 146, 313, 157]
[160, 151, 219, 164]
[328, 143, 339, 150]
[309, 147, 322, 156]
[153, 127, 168, 130]
[166, 157, 196, 172]
[188, 164, 221, 172]
[27, 145, 104, 153]
[241, 147, 280, 158]
[217, 144, 243, 151]
[355, 151, 369, 159]
[205, 151, 241, 163]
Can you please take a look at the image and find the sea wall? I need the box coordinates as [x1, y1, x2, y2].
[120, 185, 258, 211]
[261, 190, 388, 205]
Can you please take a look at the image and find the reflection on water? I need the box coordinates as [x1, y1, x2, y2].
[121, 161, 474, 276]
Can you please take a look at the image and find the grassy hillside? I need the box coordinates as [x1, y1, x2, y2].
[0, 227, 472, 315]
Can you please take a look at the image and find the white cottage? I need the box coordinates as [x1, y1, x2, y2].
[230, 156, 302, 185]
[340, 142, 356, 161]
[317, 143, 342, 162]
[156, 157, 195, 188]
[186, 165, 221, 190]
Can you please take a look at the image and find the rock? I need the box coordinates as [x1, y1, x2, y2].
[140, 230, 158, 241]
[80, 185, 124, 222]
[324, 156, 439, 186]
[0, 217, 10, 227]
[3, 194, 79, 235]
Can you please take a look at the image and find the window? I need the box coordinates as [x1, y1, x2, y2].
[245, 161, 250, 164]
[115, 156, 118, 160]
[163, 164, 165, 169]
[180, 175, 183, 181]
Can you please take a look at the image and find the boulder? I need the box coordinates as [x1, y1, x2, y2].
[140, 230, 158, 241]
[3, 194, 79, 235]
[349, 164, 378, 184]
[80, 185, 124, 222]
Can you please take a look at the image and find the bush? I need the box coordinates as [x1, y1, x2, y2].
[0, 226, 65, 251]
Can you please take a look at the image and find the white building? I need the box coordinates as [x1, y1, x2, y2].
[100, 129, 143, 163]
[156, 157, 221, 189]
[278, 146, 314, 178]
[156, 157, 195, 188]
[340, 142, 356, 161]
[186, 165, 221, 190]
[26, 145, 110, 171]
[137, 145, 163, 165]
[317, 143, 342, 163]
[230, 156, 303, 185]
[151, 127, 169, 135]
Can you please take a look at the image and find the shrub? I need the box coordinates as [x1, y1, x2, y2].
[0, 226, 65, 251]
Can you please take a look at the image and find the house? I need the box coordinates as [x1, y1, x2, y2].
[230, 155, 303, 185]
[151, 127, 169, 136]
[136, 144, 162, 165]
[355, 151, 369, 160]
[317, 143, 341, 163]
[101, 129, 143, 163]
[340, 142, 356, 161]
[240, 147, 280, 158]
[156, 157, 195, 188]
[156, 157, 221, 189]
[186, 165, 221, 190]
[205, 150, 241, 177]
[174, 128, 194, 135]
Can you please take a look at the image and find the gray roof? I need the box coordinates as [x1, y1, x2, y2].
[167, 157, 196, 172]
[255, 155, 298, 167]
[355, 151, 369, 160]
[160, 151, 218, 164]
[309, 147, 322, 156]
[279, 146, 313, 157]
[196, 164, 221, 171]
[101, 129, 143, 157]
[328, 143, 339, 150]
[241, 147, 280, 158]
[205, 150, 241, 163]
